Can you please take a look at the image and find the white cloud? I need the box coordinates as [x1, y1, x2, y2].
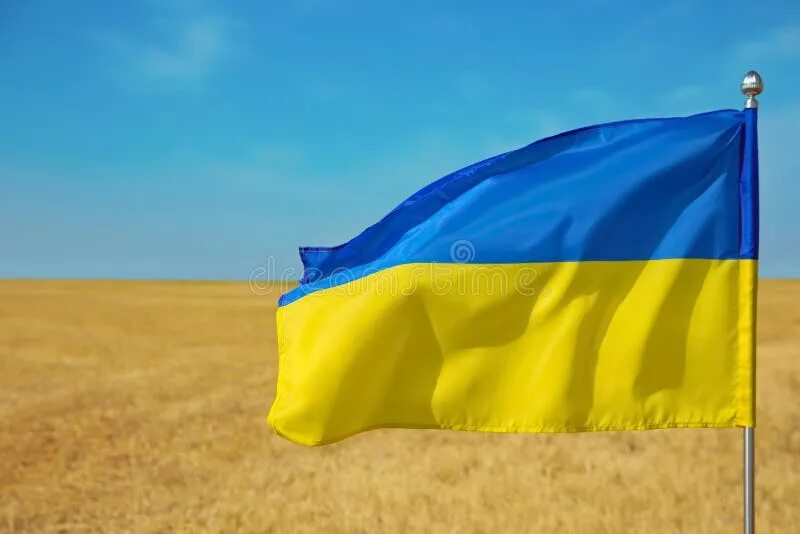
[99, 9, 239, 87]
[736, 25, 800, 61]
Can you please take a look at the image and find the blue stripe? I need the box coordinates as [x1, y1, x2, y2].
[282, 109, 754, 306]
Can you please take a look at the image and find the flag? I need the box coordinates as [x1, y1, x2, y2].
[269, 109, 758, 446]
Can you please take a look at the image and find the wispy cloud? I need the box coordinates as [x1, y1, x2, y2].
[98, 7, 239, 87]
[736, 25, 800, 61]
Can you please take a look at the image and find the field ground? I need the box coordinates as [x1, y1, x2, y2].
[0, 280, 798, 533]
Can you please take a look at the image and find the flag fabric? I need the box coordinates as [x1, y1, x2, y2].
[269, 109, 758, 446]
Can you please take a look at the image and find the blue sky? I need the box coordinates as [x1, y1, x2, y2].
[1, 0, 799, 279]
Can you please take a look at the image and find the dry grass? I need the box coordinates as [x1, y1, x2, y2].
[0, 279, 798, 533]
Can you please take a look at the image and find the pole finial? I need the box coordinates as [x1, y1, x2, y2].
[741, 71, 763, 109]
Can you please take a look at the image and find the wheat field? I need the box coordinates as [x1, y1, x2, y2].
[0, 280, 798, 533]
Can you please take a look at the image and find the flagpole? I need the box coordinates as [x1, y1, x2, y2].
[744, 427, 755, 534]
[740, 69, 762, 534]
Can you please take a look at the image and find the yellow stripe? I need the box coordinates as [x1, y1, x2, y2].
[269, 259, 756, 446]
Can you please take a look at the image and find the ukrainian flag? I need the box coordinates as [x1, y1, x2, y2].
[269, 109, 758, 446]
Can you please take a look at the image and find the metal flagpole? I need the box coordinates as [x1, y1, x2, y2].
[744, 427, 755, 534]
[740, 70, 762, 534]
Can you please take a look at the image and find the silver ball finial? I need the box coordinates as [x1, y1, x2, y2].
[740, 71, 763, 109]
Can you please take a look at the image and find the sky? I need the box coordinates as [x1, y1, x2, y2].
[1, 0, 799, 280]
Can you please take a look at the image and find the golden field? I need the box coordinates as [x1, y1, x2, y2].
[1, 280, 798, 533]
